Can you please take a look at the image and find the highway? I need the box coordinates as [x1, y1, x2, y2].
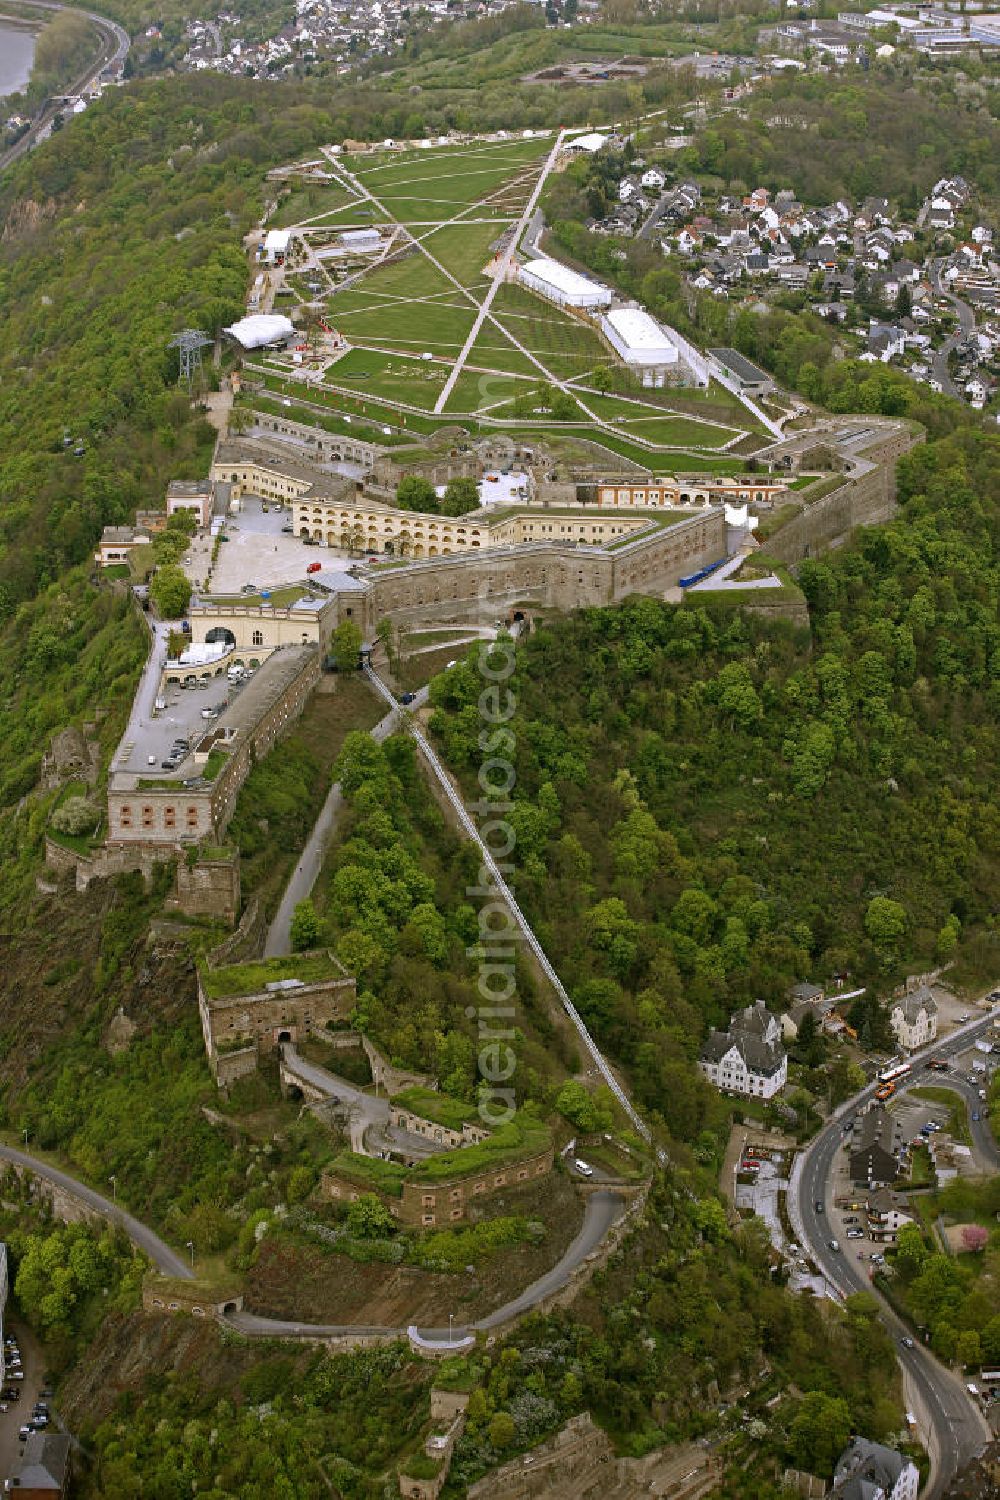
[0, 1, 129, 176]
[791, 1009, 998, 1496]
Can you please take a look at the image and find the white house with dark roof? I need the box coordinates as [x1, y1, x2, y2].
[831, 1439, 918, 1500]
[699, 1000, 787, 1099]
[889, 985, 938, 1051]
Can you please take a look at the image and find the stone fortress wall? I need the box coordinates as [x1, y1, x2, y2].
[62, 411, 918, 879]
[756, 418, 923, 564]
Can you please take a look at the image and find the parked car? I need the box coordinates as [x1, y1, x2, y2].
[573, 1159, 594, 1178]
[306, 561, 322, 574]
[828, 1239, 841, 1252]
[282, 523, 294, 533]
[847, 1229, 864, 1240]
[399, 692, 416, 705]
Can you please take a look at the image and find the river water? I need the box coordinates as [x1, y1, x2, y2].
[0, 22, 36, 99]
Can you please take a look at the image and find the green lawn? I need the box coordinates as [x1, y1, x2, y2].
[346, 139, 550, 217]
[328, 281, 478, 355]
[415, 220, 507, 287]
[576, 392, 741, 449]
[298, 200, 393, 227]
[256, 373, 447, 438]
[491, 283, 616, 381]
[392, 1086, 477, 1131]
[329, 347, 451, 405]
[586, 433, 749, 473]
[463, 332, 543, 380]
[442, 368, 531, 413]
[271, 184, 358, 228]
[250, 390, 414, 446]
[200, 950, 344, 1000]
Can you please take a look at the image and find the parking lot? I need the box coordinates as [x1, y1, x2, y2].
[0, 1321, 46, 1482]
[114, 630, 255, 779]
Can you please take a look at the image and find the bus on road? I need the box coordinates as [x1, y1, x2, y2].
[877, 1062, 912, 1086]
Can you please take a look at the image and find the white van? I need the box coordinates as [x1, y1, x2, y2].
[573, 1159, 594, 1178]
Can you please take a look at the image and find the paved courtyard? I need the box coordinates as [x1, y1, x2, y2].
[184, 495, 360, 595]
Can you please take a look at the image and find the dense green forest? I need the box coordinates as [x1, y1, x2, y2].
[427, 426, 1000, 1140]
[70, 1196, 907, 1497]
[685, 72, 1000, 208]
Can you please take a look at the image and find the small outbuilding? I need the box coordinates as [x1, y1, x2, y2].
[263, 228, 291, 265]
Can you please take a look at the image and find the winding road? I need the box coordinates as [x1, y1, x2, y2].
[229, 1188, 623, 1342]
[791, 1010, 998, 1496]
[0, 1143, 192, 1280]
[929, 258, 976, 400]
[0, 1137, 624, 1346]
[0, 2, 129, 177]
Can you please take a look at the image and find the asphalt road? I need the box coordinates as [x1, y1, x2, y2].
[229, 1188, 625, 1344]
[263, 684, 428, 956]
[929, 259, 976, 400]
[0, 1139, 625, 1346]
[0, 1144, 192, 1280]
[0, 2, 129, 176]
[793, 1010, 998, 1496]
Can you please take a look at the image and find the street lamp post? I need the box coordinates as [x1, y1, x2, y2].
[21, 1129, 28, 1150]
[109, 1175, 117, 1203]
[186, 1240, 195, 1272]
[448, 1314, 453, 1348]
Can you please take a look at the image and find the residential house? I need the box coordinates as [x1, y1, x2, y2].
[868, 321, 907, 361]
[889, 986, 938, 1051]
[866, 1187, 914, 1243]
[699, 1000, 788, 1099]
[94, 524, 152, 567]
[830, 1439, 919, 1500]
[9, 1431, 72, 1498]
[928, 196, 957, 231]
[824, 271, 855, 299]
[641, 167, 666, 191]
[776, 263, 809, 289]
[848, 1106, 901, 1187]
